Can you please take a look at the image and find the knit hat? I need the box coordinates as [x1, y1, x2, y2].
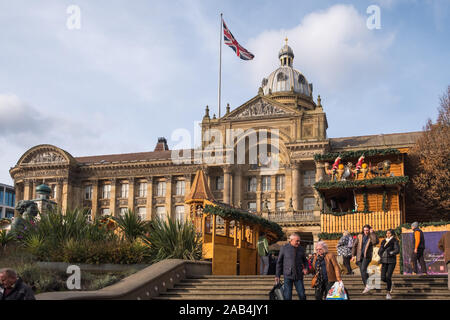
[411, 222, 419, 229]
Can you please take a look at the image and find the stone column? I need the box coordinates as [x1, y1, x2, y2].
[31, 179, 38, 200]
[128, 177, 135, 212]
[24, 180, 32, 200]
[291, 163, 300, 211]
[233, 167, 243, 207]
[61, 178, 70, 213]
[110, 178, 118, 217]
[223, 165, 232, 205]
[314, 161, 325, 213]
[165, 175, 172, 220]
[256, 176, 262, 213]
[270, 175, 276, 213]
[55, 178, 63, 208]
[146, 177, 153, 221]
[184, 174, 191, 221]
[91, 179, 99, 219]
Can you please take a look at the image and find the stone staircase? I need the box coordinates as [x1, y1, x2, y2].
[154, 275, 450, 300]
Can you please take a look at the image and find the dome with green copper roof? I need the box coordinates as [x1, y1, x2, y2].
[36, 184, 51, 194]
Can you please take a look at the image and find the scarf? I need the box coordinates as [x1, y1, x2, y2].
[314, 254, 325, 288]
[384, 236, 393, 247]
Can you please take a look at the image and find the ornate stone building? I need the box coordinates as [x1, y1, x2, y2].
[9, 43, 421, 251]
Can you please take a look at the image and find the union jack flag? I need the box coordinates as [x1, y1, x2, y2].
[223, 19, 254, 60]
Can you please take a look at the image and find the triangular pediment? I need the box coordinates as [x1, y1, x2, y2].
[222, 96, 297, 121]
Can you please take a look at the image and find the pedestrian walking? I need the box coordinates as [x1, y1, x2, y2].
[275, 232, 309, 300]
[267, 252, 277, 275]
[438, 231, 450, 290]
[257, 232, 270, 275]
[378, 229, 400, 300]
[311, 241, 344, 300]
[337, 230, 354, 275]
[411, 222, 427, 275]
[0, 268, 35, 300]
[351, 224, 379, 294]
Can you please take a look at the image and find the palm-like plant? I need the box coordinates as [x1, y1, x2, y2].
[143, 217, 202, 262]
[113, 209, 150, 242]
[0, 229, 15, 251]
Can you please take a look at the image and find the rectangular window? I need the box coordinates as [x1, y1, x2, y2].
[247, 177, 257, 192]
[303, 197, 315, 211]
[215, 176, 224, 191]
[138, 207, 146, 221]
[139, 182, 147, 197]
[102, 208, 110, 216]
[121, 183, 129, 198]
[5, 209, 14, 219]
[276, 201, 285, 212]
[176, 180, 185, 196]
[262, 176, 271, 192]
[303, 170, 316, 187]
[84, 185, 93, 200]
[276, 175, 285, 191]
[248, 202, 257, 213]
[0, 189, 4, 205]
[175, 205, 185, 224]
[156, 182, 166, 197]
[102, 185, 111, 199]
[156, 206, 166, 221]
[120, 208, 128, 216]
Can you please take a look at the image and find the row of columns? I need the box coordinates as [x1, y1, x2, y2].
[205, 162, 325, 212]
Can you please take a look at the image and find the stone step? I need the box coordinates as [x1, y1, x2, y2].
[166, 288, 450, 294]
[175, 282, 447, 288]
[180, 279, 448, 285]
[154, 292, 450, 300]
[172, 285, 449, 292]
[188, 275, 446, 280]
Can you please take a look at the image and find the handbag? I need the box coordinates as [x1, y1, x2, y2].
[269, 281, 285, 300]
[326, 281, 348, 300]
[311, 273, 318, 288]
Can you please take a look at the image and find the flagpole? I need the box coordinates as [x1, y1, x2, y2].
[218, 13, 223, 118]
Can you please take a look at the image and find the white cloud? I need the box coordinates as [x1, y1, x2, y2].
[243, 4, 395, 96]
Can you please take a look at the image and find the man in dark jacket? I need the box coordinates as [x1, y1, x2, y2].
[275, 232, 309, 300]
[411, 222, 427, 275]
[0, 268, 35, 300]
[351, 224, 379, 293]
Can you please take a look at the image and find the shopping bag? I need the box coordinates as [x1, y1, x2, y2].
[269, 281, 285, 300]
[325, 281, 348, 300]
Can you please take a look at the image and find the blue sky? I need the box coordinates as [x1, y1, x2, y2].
[0, 0, 449, 184]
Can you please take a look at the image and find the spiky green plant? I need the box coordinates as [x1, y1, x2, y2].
[143, 217, 202, 262]
[0, 229, 15, 251]
[113, 209, 150, 242]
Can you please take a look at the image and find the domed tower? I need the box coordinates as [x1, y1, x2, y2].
[260, 39, 316, 110]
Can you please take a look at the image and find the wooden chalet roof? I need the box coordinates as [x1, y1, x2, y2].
[185, 169, 215, 204]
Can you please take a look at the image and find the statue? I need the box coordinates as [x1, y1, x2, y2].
[370, 160, 392, 177]
[354, 155, 365, 179]
[341, 162, 354, 181]
[11, 200, 39, 234]
[324, 156, 341, 181]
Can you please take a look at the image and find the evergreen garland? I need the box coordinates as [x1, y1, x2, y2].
[314, 176, 409, 190]
[321, 210, 372, 217]
[314, 148, 401, 162]
[203, 204, 284, 239]
[382, 189, 388, 212]
[363, 189, 369, 212]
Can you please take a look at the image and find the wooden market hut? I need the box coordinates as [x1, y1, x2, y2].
[185, 169, 284, 275]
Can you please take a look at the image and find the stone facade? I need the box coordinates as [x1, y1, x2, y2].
[9, 44, 422, 251]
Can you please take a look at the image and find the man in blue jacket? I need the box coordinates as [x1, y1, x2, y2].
[275, 232, 309, 300]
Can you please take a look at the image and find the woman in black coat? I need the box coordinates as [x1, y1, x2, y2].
[378, 229, 400, 300]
